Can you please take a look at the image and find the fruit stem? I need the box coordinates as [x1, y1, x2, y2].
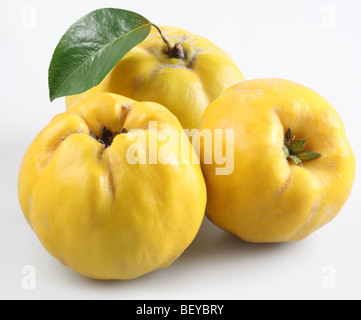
[152, 24, 185, 59]
[90, 127, 127, 148]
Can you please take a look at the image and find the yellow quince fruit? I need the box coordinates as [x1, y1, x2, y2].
[18, 93, 206, 279]
[65, 26, 244, 131]
[197, 78, 356, 243]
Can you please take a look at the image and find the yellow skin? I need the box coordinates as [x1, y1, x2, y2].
[18, 93, 206, 279]
[198, 78, 356, 243]
[66, 25, 244, 131]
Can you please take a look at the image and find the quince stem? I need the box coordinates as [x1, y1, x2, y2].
[283, 128, 321, 165]
[90, 127, 127, 148]
[152, 24, 185, 59]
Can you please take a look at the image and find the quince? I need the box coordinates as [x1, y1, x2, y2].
[198, 78, 356, 242]
[65, 26, 244, 131]
[18, 93, 206, 279]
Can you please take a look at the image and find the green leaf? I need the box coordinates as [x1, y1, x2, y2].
[48, 8, 152, 101]
[290, 139, 306, 154]
[297, 151, 321, 162]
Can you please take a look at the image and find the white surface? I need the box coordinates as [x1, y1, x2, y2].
[1, 0, 360, 300]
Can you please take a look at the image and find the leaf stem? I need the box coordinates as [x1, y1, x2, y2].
[151, 24, 172, 53]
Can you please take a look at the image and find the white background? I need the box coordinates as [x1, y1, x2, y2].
[1, 0, 360, 300]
